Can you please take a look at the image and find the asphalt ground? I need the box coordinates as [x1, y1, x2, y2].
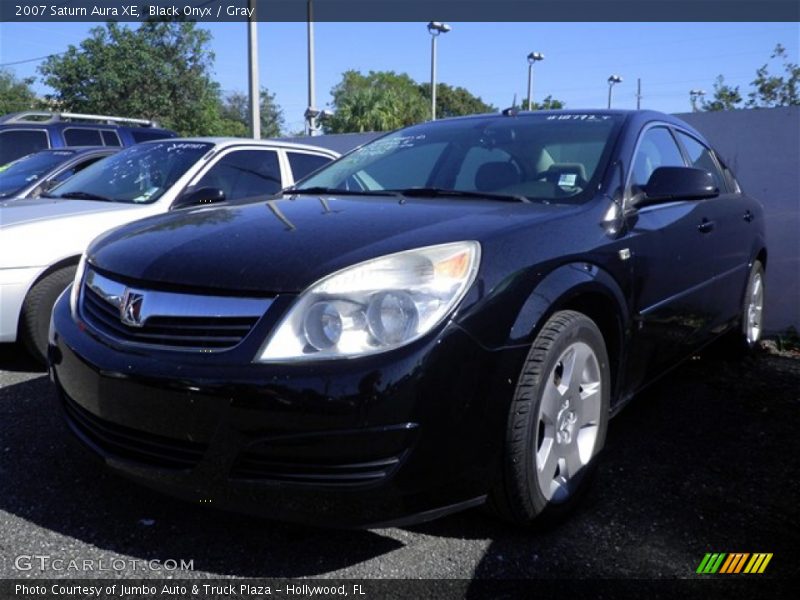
[0, 341, 798, 590]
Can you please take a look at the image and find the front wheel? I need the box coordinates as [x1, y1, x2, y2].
[488, 310, 611, 526]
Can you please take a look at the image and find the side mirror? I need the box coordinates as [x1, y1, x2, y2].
[172, 187, 226, 210]
[635, 166, 719, 208]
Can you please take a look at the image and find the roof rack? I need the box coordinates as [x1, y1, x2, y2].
[0, 111, 159, 128]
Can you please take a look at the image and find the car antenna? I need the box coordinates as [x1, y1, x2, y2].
[502, 93, 519, 117]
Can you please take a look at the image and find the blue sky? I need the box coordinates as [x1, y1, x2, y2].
[1, 21, 798, 133]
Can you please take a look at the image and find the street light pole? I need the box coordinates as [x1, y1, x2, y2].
[607, 75, 622, 109]
[427, 21, 451, 121]
[526, 52, 544, 110]
[247, 0, 260, 139]
[690, 89, 706, 112]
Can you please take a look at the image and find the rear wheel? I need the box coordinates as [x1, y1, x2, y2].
[19, 266, 76, 365]
[716, 260, 765, 359]
[488, 310, 610, 526]
[742, 261, 765, 349]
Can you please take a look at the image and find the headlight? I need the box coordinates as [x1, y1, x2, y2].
[256, 241, 480, 362]
[69, 253, 87, 317]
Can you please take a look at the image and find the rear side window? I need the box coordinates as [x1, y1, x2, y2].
[0, 129, 49, 165]
[675, 132, 727, 192]
[63, 128, 103, 146]
[287, 152, 333, 182]
[101, 131, 121, 146]
[194, 149, 282, 201]
[630, 127, 685, 189]
[131, 130, 173, 143]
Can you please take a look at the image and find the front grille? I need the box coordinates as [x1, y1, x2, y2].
[62, 392, 207, 469]
[231, 453, 402, 486]
[82, 286, 257, 349]
[79, 268, 272, 351]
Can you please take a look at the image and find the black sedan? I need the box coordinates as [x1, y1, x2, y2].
[48, 110, 766, 527]
[0, 147, 118, 200]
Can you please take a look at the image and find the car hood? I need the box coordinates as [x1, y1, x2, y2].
[0, 197, 145, 228]
[89, 194, 569, 294]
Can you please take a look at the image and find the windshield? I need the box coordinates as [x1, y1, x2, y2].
[298, 113, 623, 203]
[49, 141, 213, 204]
[0, 150, 77, 198]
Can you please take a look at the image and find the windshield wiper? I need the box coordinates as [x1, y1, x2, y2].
[283, 186, 401, 198]
[57, 191, 115, 202]
[388, 187, 530, 203]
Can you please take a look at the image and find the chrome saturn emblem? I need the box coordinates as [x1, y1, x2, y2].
[120, 288, 145, 327]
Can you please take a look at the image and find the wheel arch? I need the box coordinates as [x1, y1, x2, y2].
[507, 262, 629, 406]
[754, 246, 767, 270]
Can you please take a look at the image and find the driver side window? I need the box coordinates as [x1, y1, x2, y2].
[630, 127, 685, 192]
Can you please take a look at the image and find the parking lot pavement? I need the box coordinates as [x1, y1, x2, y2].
[0, 342, 798, 581]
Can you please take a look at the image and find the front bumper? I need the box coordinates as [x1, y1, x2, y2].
[49, 292, 525, 527]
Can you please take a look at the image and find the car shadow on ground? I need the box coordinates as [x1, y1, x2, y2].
[408, 351, 800, 580]
[0, 342, 45, 373]
[0, 349, 797, 579]
[0, 374, 402, 578]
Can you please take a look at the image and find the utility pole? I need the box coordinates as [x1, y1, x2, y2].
[636, 78, 642, 110]
[306, 0, 317, 136]
[247, 0, 260, 139]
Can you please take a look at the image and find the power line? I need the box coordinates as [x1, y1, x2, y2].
[0, 53, 64, 67]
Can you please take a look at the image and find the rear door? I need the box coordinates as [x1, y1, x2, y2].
[673, 130, 753, 329]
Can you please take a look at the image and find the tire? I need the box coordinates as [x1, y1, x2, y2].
[19, 266, 76, 365]
[712, 260, 766, 360]
[740, 260, 765, 351]
[488, 310, 611, 526]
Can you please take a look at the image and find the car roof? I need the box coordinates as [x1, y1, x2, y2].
[135, 137, 340, 156]
[0, 112, 171, 132]
[0, 121, 171, 133]
[36, 146, 119, 154]
[426, 109, 706, 139]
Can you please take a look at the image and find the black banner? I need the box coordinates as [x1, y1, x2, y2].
[1, 0, 799, 23]
[2, 578, 798, 600]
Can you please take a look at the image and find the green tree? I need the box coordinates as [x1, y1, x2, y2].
[39, 21, 225, 135]
[324, 70, 428, 133]
[532, 95, 565, 110]
[503, 94, 565, 112]
[747, 44, 800, 107]
[0, 69, 38, 114]
[702, 75, 743, 111]
[219, 88, 285, 138]
[418, 82, 496, 118]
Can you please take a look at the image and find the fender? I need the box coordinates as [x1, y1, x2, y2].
[456, 261, 630, 352]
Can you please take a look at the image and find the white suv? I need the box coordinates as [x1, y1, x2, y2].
[0, 137, 338, 362]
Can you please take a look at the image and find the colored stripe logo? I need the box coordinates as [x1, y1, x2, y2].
[696, 553, 773, 574]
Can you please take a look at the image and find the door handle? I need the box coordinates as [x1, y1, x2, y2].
[698, 218, 715, 234]
[743, 210, 754, 222]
